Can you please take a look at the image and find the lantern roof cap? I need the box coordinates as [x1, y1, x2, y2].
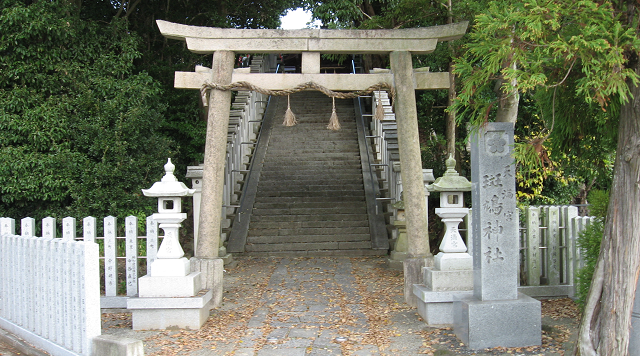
[142, 159, 195, 197]
[427, 154, 472, 192]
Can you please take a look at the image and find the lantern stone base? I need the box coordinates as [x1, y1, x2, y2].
[127, 289, 213, 330]
[150, 257, 191, 277]
[435, 252, 472, 271]
[423, 267, 473, 291]
[453, 293, 541, 349]
[138, 272, 201, 298]
[414, 286, 473, 325]
[413, 265, 474, 326]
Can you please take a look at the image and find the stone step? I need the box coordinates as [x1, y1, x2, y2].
[246, 233, 370, 244]
[257, 182, 363, 190]
[248, 225, 370, 236]
[248, 219, 369, 229]
[259, 171, 363, 179]
[253, 195, 365, 203]
[268, 134, 358, 141]
[251, 206, 367, 215]
[253, 201, 365, 209]
[255, 191, 365, 199]
[254, 191, 364, 199]
[241, 249, 387, 257]
[263, 154, 360, 161]
[250, 213, 369, 222]
[255, 184, 364, 192]
[245, 240, 373, 252]
[266, 145, 360, 152]
[261, 163, 361, 170]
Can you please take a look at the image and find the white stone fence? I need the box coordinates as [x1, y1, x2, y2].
[517, 205, 596, 297]
[0, 217, 101, 356]
[0, 216, 160, 309]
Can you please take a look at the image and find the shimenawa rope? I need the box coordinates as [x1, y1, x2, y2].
[200, 81, 395, 130]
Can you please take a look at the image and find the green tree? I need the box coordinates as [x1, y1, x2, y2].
[0, 1, 173, 220]
[67, 0, 305, 179]
[453, 1, 640, 353]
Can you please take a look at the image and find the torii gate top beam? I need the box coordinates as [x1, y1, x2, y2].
[157, 20, 469, 91]
[156, 20, 468, 55]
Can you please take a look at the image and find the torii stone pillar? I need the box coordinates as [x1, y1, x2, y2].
[190, 50, 234, 304]
[390, 51, 433, 306]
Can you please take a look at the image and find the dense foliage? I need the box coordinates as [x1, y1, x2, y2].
[453, 0, 634, 204]
[0, 0, 300, 221]
[0, 1, 172, 220]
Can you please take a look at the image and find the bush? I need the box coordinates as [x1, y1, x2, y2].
[574, 189, 609, 308]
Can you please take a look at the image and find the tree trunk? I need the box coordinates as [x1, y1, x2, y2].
[446, 64, 456, 156]
[445, 0, 456, 156]
[577, 68, 640, 355]
[495, 63, 519, 123]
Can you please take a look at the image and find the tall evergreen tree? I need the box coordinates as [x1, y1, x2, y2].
[453, 1, 640, 353]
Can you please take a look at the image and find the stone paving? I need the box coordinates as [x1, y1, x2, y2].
[99, 256, 579, 355]
[0, 256, 579, 355]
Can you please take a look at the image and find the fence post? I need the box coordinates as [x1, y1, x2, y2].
[526, 207, 541, 286]
[125, 216, 138, 297]
[563, 206, 579, 296]
[21, 217, 35, 237]
[34, 233, 45, 337]
[146, 216, 158, 275]
[62, 217, 76, 241]
[104, 216, 118, 297]
[17, 229, 25, 327]
[0, 232, 5, 321]
[81, 240, 101, 355]
[42, 217, 56, 239]
[83, 216, 96, 244]
[546, 206, 561, 286]
[53, 238, 64, 345]
[0, 217, 16, 235]
[43, 227, 54, 340]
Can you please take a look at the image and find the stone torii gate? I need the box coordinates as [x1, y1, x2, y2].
[157, 20, 468, 306]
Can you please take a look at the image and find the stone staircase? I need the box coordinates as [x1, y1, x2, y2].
[233, 91, 387, 256]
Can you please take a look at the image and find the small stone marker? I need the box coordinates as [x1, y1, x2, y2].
[453, 122, 541, 349]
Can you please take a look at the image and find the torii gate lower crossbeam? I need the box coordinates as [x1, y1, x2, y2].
[157, 20, 469, 308]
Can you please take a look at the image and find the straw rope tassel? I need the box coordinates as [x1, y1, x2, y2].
[283, 95, 297, 126]
[327, 97, 341, 131]
[374, 91, 385, 121]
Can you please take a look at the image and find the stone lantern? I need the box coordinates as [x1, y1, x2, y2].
[141, 158, 195, 276]
[427, 154, 472, 270]
[413, 154, 474, 325]
[128, 159, 213, 331]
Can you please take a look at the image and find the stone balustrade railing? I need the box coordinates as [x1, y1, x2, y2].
[367, 91, 434, 245]
[369, 91, 401, 236]
[0, 217, 101, 355]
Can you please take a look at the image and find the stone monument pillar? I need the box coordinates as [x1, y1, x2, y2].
[127, 159, 214, 330]
[453, 122, 541, 348]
